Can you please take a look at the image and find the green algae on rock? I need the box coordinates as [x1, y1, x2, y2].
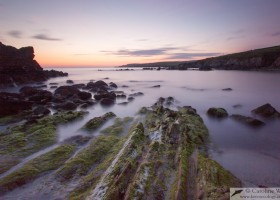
[0, 111, 87, 174]
[100, 117, 133, 136]
[56, 135, 120, 181]
[0, 144, 76, 193]
[82, 112, 116, 131]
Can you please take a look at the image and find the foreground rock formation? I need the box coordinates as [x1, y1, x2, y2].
[0, 42, 67, 87]
[0, 98, 241, 199]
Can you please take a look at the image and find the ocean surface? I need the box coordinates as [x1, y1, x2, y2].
[3, 68, 280, 187]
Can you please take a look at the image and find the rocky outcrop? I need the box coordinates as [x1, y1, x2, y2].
[0, 42, 67, 87]
[252, 103, 280, 118]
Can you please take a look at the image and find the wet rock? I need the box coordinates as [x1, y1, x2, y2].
[151, 85, 161, 88]
[233, 104, 242, 108]
[252, 103, 280, 118]
[78, 91, 92, 100]
[85, 81, 108, 92]
[100, 98, 115, 106]
[55, 101, 77, 110]
[66, 80, 74, 84]
[63, 135, 91, 146]
[0, 92, 32, 117]
[116, 94, 126, 99]
[222, 88, 233, 91]
[50, 86, 58, 89]
[121, 85, 129, 88]
[207, 107, 228, 118]
[83, 112, 116, 130]
[129, 92, 144, 97]
[49, 82, 58, 85]
[34, 84, 47, 89]
[118, 102, 129, 105]
[231, 114, 265, 127]
[21, 88, 53, 104]
[54, 86, 80, 99]
[127, 97, 135, 101]
[72, 83, 86, 89]
[33, 106, 51, 116]
[94, 91, 116, 101]
[109, 82, 118, 88]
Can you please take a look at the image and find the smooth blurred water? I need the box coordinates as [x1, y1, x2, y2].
[3, 68, 280, 187]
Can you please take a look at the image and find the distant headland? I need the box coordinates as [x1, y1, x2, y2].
[119, 45, 280, 71]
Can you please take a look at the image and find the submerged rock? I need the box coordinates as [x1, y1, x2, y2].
[231, 114, 265, 127]
[252, 103, 280, 118]
[66, 80, 74, 84]
[207, 107, 228, 118]
[100, 98, 115, 106]
[222, 88, 233, 91]
[129, 92, 144, 97]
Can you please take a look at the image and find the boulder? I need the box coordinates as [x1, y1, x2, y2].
[66, 80, 74, 84]
[100, 98, 115, 106]
[116, 94, 126, 99]
[109, 82, 118, 88]
[252, 103, 280, 118]
[33, 106, 51, 116]
[55, 101, 77, 110]
[94, 91, 116, 101]
[231, 114, 265, 127]
[85, 81, 108, 92]
[20, 87, 53, 104]
[54, 86, 80, 99]
[0, 92, 32, 117]
[78, 91, 92, 100]
[207, 107, 228, 118]
[72, 83, 86, 89]
[127, 97, 135, 101]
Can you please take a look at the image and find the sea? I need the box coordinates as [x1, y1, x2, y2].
[2, 67, 280, 188]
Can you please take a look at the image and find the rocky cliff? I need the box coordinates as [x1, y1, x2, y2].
[0, 42, 67, 87]
[173, 46, 280, 70]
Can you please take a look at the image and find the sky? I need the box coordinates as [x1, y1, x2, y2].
[1, 0, 280, 67]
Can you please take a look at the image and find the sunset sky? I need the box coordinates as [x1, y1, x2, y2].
[1, 0, 280, 67]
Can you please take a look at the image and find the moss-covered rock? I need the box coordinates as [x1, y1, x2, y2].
[82, 112, 116, 131]
[0, 144, 76, 193]
[56, 135, 120, 181]
[197, 153, 242, 199]
[0, 111, 87, 170]
[100, 117, 133, 136]
[207, 107, 228, 118]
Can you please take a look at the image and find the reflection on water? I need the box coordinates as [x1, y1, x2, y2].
[2, 68, 280, 186]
